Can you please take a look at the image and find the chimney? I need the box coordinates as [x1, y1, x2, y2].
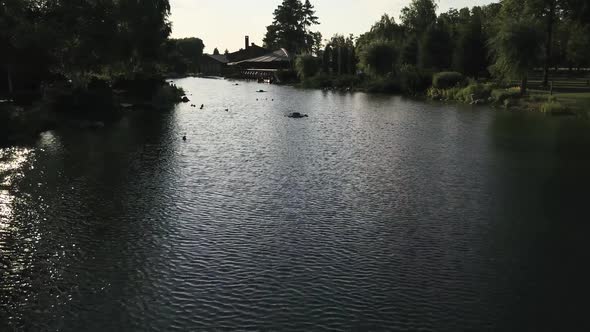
[245, 36, 249, 50]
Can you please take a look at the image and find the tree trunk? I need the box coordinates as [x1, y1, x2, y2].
[520, 75, 528, 96]
[542, 1, 556, 87]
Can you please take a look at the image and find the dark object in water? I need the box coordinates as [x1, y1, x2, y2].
[200, 104, 204, 109]
[225, 109, 229, 112]
[182, 135, 187, 141]
[181, 96, 190, 103]
[288, 112, 308, 118]
[257, 90, 266, 93]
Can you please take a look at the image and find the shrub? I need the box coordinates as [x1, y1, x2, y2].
[300, 74, 333, 89]
[540, 101, 567, 114]
[366, 77, 401, 93]
[276, 70, 298, 83]
[295, 55, 321, 80]
[332, 75, 361, 88]
[432, 72, 465, 89]
[455, 83, 493, 103]
[151, 84, 185, 109]
[399, 64, 432, 94]
[359, 40, 398, 76]
[491, 89, 521, 104]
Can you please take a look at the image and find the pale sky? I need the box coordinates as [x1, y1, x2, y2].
[170, 0, 496, 53]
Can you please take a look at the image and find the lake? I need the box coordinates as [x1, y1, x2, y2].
[1, 77, 590, 330]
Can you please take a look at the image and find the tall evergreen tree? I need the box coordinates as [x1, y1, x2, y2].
[263, 0, 321, 54]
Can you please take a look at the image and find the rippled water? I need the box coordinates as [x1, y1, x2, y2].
[2, 78, 590, 331]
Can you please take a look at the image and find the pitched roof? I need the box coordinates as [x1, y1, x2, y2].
[204, 54, 229, 63]
[228, 49, 292, 66]
[226, 44, 270, 62]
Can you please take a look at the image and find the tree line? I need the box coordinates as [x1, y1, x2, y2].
[269, 0, 590, 95]
[0, 0, 209, 98]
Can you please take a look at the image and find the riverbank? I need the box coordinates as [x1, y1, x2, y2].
[295, 70, 590, 116]
[0, 78, 187, 146]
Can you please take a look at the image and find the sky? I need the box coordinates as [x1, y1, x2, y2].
[170, 0, 496, 53]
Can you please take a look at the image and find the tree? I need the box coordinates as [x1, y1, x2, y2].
[565, 22, 590, 68]
[418, 21, 452, 70]
[452, 8, 488, 78]
[359, 41, 398, 76]
[489, 18, 542, 95]
[165, 38, 204, 74]
[213, 48, 220, 55]
[400, 0, 438, 36]
[295, 54, 320, 79]
[263, 0, 321, 54]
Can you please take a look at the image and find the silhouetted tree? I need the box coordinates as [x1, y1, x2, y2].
[263, 0, 321, 54]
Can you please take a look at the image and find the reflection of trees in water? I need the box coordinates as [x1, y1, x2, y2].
[2, 110, 182, 330]
[487, 112, 590, 331]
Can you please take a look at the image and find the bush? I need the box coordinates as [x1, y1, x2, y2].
[295, 55, 321, 80]
[300, 74, 333, 89]
[427, 87, 461, 100]
[432, 71, 465, 89]
[455, 83, 493, 103]
[151, 84, 185, 109]
[366, 77, 401, 93]
[332, 75, 361, 88]
[359, 40, 398, 76]
[491, 89, 521, 104]
[540, 101, 567, 114]
[276, 70, 298, 83]
[399, 64, 432, 94]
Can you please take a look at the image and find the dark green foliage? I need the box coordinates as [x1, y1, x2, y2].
[164, 38, 205, 75]
[359, 41, 398, 76]
[418, 22, 453, 70]
[295, 55, 321, 79]
[399, 64, 433, 93]
[263, 0, 321, 54]
[323, 35, 356, 75]
[432, 72, 466, 89]
[491, 89, 522, 103]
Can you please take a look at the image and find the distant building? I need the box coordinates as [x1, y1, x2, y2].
[200, 54, 228, 76]
[200, 36, 270, 76]
[227, 48, 292, 70]
[228, 49, 293, 83]
[199, 36, 294, 82]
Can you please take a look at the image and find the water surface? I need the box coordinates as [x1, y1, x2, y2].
[1, 78, 590, 330]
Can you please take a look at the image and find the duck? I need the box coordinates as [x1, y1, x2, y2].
[182, 135, 187, 141]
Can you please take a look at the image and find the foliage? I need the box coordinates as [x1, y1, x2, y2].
[540, 101, 567, 113]
[489, 17, 542, 94]
[359, 41, 398, 77]
[428, 83, 493, 102]
[491, 88, 522, 103]
[432, 72, 465, 89]
[400, 0, 438, 35]
[323, 35, 356, 75]
[164, 38, 205, 75]
[295, 55, 321, 79]
[1, 0, 173, 94]
[398, 64, 432, 94]
[263, 0, 321, 54]
[151, 84, 185, 109]
[418, 21, 453, 70]
[566, 23, 590, 67]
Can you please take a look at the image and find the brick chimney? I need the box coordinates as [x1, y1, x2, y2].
[245, 36, 249, 50]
